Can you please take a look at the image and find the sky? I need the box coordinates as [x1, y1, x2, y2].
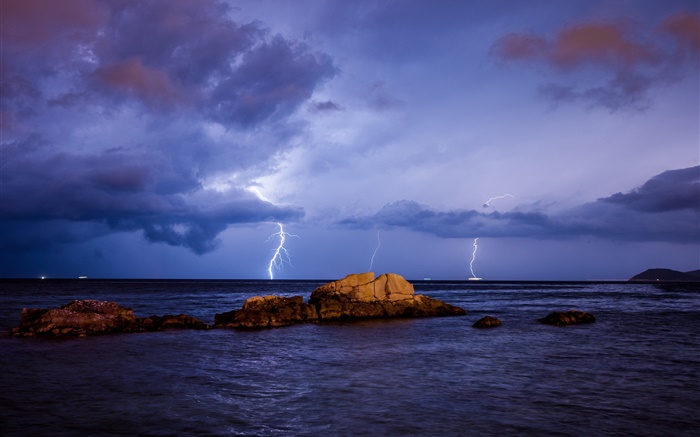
[1, 0, 698, 280]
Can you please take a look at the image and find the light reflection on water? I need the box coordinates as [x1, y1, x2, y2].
[0, 280, 698, 435]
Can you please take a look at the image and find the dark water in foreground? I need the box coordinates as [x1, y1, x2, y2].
[1, 279, 699, 436]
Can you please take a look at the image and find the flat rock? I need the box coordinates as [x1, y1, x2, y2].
[538, 310, 596, 326]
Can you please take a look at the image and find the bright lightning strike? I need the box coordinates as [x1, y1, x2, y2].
[469, 237, 481, 280]
[470, 194, 516, 280]
[483, 193, 515, 208]
[266, 222, 299, 280]
[368, 230, 381, 271]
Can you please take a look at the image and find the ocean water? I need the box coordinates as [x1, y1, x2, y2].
[1, 279, 698, 436]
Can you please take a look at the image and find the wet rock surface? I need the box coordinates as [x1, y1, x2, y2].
[11, 300, 210, 337]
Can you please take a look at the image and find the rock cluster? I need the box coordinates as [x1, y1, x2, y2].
[537, 310, 596, 326]
[11, 299, 210, 337]
[215, 272, 466, 329]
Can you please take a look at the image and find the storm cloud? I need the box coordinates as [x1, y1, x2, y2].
[1, 0, 331, 254]
[342, 167, 700, 244]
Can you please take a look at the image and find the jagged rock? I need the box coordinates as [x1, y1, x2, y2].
[472, 316, 502, 328]
[308, 272, 466, 320]
[538, 310, 596, 326]
[215, 295, 318, 328]
[11, 300, 210, 337]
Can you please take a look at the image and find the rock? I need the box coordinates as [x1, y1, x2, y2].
[11, 300, 139, 337]
[11, 300, 210, 337]
[309, 272, 466, 321]
[156, 314, 211, 330]
[472, 316, 502, 328]
[215, 295, 318, 329]
[538, 310, 596, 326]
[215, 272, 466, 329]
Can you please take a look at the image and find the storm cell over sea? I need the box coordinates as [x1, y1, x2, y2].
[1, 0, 698, 435]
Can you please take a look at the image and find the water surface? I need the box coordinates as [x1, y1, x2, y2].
[1, 279, 698, 435]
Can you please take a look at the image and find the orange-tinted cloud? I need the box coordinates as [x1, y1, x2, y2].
[550, 23, 658, 69]
[94, 58, 182, 108]
[494, 21, 658, 70]
[0, 0, 105, 46]
[658, 12, 700, 53]
[492, 13, 699, 110]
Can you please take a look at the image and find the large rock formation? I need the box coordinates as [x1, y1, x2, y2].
[308, 272, 466, 320]
[537, 310, 595, 326]
[214, 272, 466, 329]
[11, 300, 210, 337]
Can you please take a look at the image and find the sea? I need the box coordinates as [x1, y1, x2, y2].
[1, 278, 698, 436]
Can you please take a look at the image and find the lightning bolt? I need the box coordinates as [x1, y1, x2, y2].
[368, 230, 381, 271]
[469, 237, 480, 279]
[483, 193, 515, 208]
[470, 194, 515, 280]
[266, 223, 299, 280]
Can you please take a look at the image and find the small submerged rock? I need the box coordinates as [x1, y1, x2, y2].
[11, 299, 210, 337]
[472, 316, 502, 329]
[538, 310, 595, 326]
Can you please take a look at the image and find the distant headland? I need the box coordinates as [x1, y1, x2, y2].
[629, 268, 700, 282]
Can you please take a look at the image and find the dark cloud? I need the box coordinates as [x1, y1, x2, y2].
[0, 138, 303, 254]
[210, 35, 336, 126]
[492, 12, 700, 110]
[309, 100, 343, 113]
[599, 166, 700, 212]
[0, 0, 324, 259]
[342, 167, 699, 244]
[1, 0, 336, 124]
